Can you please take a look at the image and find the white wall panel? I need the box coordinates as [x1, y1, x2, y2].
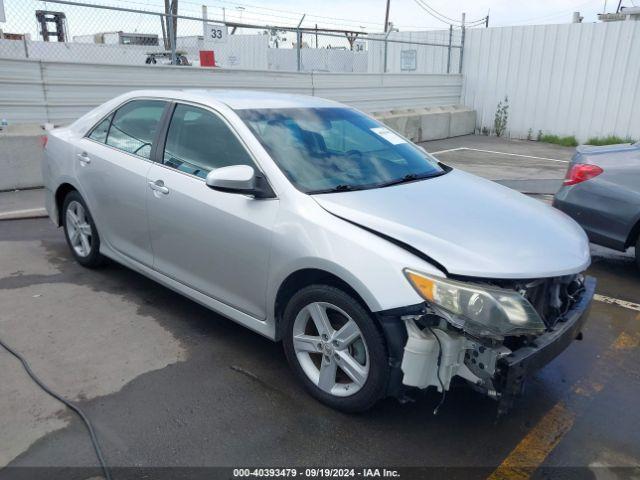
[0, 58, 463, 125]
[462, 21, 640, 142]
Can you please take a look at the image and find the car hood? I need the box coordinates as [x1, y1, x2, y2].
[314, 169, 590, 279]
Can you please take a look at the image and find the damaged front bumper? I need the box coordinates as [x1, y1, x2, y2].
[494, 276, 596, 415]
[376, 276, 596, 414]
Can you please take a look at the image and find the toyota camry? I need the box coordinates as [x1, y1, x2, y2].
[43, 90, 595, 414]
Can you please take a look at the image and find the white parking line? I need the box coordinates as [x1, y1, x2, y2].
[430, 146, 569, 163]
[0, 208, 47, 221]
[594, 294, 640, 313]
[429, 147, 467, 155]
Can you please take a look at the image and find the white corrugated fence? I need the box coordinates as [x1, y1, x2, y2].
[461, 21, 640, 142]
[0, 57, 463, 125]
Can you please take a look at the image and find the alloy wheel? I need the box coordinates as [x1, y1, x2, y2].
[292, 301, 370, 397]
[65, 200, 93, 257]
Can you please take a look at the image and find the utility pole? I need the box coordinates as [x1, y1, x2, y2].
[202, 4, 207, 36]
[485, 9, 489, 28]
[459, 12, 465, 74]
[164, 0, 178, 63]
[296, 14, 306, 72]
[383, 0, 391, 32]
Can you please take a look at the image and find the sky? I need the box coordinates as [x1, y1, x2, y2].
[184, 0, 640, 30]
[120, 0, 639, 30]
[2, 0, 640, 37]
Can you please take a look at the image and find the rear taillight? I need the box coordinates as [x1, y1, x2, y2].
[40, 135, 48, 149]
[563, 163, 603, 186]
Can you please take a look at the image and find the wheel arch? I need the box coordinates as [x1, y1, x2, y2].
[273, 268, 378, 341]
[625, 214, 640, 249]
[54, 182, 79, 226]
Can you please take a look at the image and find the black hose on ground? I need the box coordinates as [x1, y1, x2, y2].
[0, 336, 112, 480]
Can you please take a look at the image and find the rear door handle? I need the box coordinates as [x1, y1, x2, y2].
[148, 180, 169, 195]
[76, 152, 91, 164]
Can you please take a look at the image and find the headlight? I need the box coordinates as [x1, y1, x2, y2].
[404, 269, 546, 337]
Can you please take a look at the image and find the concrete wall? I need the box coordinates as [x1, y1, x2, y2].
[373, 106, 475, 142]
[0, 126, 46, 191]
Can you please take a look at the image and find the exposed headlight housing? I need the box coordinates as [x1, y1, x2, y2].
[404, 269, 546, 337]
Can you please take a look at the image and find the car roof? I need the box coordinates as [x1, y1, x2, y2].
[67, 89, 345, 135]
[121, 89, 343, 110]
[185, 89, 342, 110]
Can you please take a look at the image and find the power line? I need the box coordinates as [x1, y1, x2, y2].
[412, 0, 487, 26]
[85, 0, 380, 31]
[81, 0, 454, 32]
[189, 0, 385, 28]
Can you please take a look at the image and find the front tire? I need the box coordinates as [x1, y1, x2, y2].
[62, 191, 105, 268]
[283, 285, 389, 412]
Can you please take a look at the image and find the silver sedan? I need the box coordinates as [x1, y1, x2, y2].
[43, 90, 595, 414]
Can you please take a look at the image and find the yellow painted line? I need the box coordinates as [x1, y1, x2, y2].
[594, 294, 640, 313]
[488, 331, 638, 480]
[612, 331, 640, 350]
[488, 402, 575, 480]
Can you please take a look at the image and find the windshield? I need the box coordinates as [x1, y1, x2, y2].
[236, 107, 445, 194]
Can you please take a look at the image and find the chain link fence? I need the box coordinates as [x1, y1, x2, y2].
[0, 0, 464, 73]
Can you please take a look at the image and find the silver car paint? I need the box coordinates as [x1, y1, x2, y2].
[76, 136, 155, 267]
[146, 161, 279, 319]
[315, 168, 591, 279]
[44, 89, 590, 340]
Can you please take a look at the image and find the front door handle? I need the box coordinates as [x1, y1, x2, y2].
[76, 152, 91, 164]
[148, 180, 169, 195]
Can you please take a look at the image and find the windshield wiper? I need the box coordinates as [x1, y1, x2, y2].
[375, 172, 444, 189]
[309, 184, 364, 194]
[332, 184, 355, 191]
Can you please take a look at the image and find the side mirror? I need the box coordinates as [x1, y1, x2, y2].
[206, 165, 275, 199]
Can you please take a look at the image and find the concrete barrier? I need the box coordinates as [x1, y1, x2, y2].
[372, 105, 476, 143]
[0, 125, 45, 191]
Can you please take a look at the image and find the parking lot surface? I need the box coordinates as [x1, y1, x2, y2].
[1, 135, 639, 479]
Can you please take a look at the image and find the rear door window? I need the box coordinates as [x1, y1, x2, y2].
[106, 100, 166, 159]
[88, 114, 113, 143]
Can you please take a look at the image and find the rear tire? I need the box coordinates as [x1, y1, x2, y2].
[283, 285, 389, 412]
[636, 236, 640, 270]
[62, 191, 105, 268]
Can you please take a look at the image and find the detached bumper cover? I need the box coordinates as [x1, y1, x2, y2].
[495, 276, 596, 415]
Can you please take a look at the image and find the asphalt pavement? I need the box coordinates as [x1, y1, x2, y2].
[1, 135, 638, 479]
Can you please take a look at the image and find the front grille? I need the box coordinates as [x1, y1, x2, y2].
[520, 274, 585, 329]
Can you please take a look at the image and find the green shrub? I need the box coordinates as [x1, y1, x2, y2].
[539, 134, 579, 147]
[585, 135, 636, 146]
[493, 96, 509, 137]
